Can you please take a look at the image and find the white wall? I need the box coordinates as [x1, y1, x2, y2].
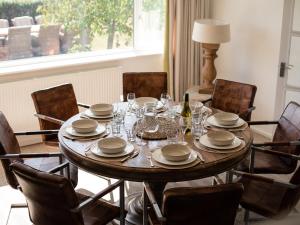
[211, 0, 284, 137]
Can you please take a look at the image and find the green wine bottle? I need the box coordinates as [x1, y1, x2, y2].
[181, 93, 192, 134]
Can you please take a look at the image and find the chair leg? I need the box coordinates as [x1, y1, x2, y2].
[143, 189, 149, 225]
[6, 203, 28, 225]
[119, 181, 125, 225]
[244, 209, 250, 225]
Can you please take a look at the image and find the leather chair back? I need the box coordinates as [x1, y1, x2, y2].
[31, 83, 79, 144]
[273, 101, 300, 172]
[162, 183, 243, 225]
[0, 112, 22, 188]
[211, 79, 257, 121]
[123, 72, 167, 101]
[11, 162, 84, 225]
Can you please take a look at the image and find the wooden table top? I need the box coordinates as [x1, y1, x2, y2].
[59, 106, 253, 182]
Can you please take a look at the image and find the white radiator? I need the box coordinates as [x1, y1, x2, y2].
[0, 66, 123, 146]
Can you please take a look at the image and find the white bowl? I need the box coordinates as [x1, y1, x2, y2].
[90, 103, 113, 116]
[98, 137, 127, 154]
[161, 144, 191, 162]
[72, 119, 98, 133]
[207, 130, 235, 146]
[135, 97, 158, 107]
[213, 112, 239, 126]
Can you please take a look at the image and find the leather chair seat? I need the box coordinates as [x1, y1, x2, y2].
[237, 150, 294, 174]
[76, 190, 120, 225]
[239, 175, 291, 219]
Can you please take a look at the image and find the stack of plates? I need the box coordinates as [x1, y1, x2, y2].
[151, 144, 200, 169]
[207, 112, 246, 129]
[90, 137, 134, 158]
[83, 103, 114, 120]
[196, 132, 244, 153]
[64, 119, 106, 139]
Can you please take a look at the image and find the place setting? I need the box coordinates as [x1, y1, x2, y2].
[62, 118, 108, 141]
[81, 103, 114, 121]
[85, 136, 139, 163]
[206, 112, 248, 131]
[194, 130, 245, 154]
[150, 143, 204, 169]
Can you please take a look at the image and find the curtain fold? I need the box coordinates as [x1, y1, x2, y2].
[164, 0, 210, 101]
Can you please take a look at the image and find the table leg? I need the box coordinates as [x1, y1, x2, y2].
[114, 181, 167, 225]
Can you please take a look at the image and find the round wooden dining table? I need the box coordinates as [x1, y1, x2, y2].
[59, 103, 253, 225]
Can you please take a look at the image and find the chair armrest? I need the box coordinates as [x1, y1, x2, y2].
[0, 152, 62, 159]
[252, 145, 300, 160]
[77, 102, 90, 108]
[247, 120, 279, 126]
[253, 140, 300, 147]
[202, 98, 212, 104]
[239, 106, 256, 120]
[231, 170, 298, 189]
[47, 161, 69, 174]
[143, 182, 166, 222]
[71, 180, 124, 212]
[213, 175, 225, 185]
[14, 130, 59, 136]
[34, 113, 64, 125]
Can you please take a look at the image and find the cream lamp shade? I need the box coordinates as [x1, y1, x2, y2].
[192, 19, 230, 44]
[192, 19, 230, 93]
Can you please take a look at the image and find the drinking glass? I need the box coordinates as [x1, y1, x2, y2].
[179, 116, 188, 142]
[167, 125, 179, 144]
[160, 92, 171, 108]
[136, 119, 147, 146]
[127, 93, 136, 112]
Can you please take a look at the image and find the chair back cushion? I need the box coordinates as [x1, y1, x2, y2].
[123, 72, 167, 101]
[162, 183, 243, 225]
[11, 162, 84, 225]
[0, 111, 22, 188]
[211, 79, 257, 121]
[31, 83, 79, 143]
[273, 101, 300, 171]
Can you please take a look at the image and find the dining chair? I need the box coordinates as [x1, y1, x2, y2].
[31, 83, 89, 146]
[35, 15, 43, 24]
[143, 182, 243, 225]
[0, 111, 78, 188]
[237, 101, 300, 174]
[232, 168, 300, 225]
[32, 24, 60, 56]
[11, 16, 33, 26]
[123, 72, 168, 101]
[203, 79, 257, 121]
[10, 161, 125, 225]
[0, 19, 9, 28]
[6, 26, 32, 60]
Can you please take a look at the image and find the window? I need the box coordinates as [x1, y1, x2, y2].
[0, 0, 165, 62]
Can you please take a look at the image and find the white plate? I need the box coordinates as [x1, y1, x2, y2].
[207, 116, 246, 128]
[135, 97, 158, 107]
[152, 148, 197, 166]
[65, 125, 105, 137]
[83, 109, 113, 119]
[91, 143, 134, 158]
[199, 134, 242, 150]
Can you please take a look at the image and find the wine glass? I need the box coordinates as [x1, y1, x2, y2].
[127, 93, 135, 112]
[136, 119, 147, 146]
[160, 92, 170, 108]
[179, 116, 188, 143]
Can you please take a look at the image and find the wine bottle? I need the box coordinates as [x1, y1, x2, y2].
[181, 93, 192, 134]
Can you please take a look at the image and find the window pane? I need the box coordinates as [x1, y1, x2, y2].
[134, 0, 165, 51]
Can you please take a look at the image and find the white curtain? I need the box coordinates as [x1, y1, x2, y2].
[166, 0, 211, 101]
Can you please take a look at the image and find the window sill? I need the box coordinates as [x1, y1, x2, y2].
[0, 49, 163, 83]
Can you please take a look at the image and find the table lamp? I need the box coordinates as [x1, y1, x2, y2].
[192, 19, 230, 93]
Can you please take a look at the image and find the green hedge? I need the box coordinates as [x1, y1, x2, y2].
[0, 0, 42, 25]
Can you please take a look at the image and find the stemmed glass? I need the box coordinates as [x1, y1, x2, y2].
[160, 92, 171, 109]
[127, 93, 136, 112]
[179, 116, 188, 143]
